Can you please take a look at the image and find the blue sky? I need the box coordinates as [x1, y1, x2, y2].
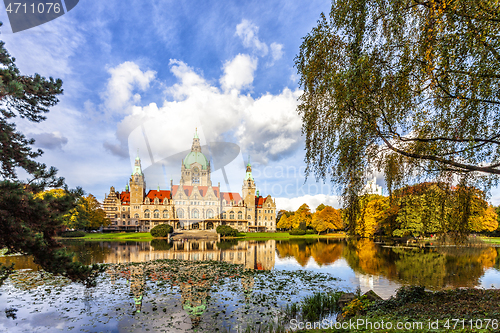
[3, 1, 499, 210]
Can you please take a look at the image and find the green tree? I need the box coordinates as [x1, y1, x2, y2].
[295, 0, 500, 235]
[63, 194, 110, 230]
[0, 35, 98, 284]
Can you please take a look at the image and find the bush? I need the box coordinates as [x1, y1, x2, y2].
[306, 230, 316, 234]
[289, 229, 306, 235]
[216, 225, 238, 237]
[150, 224, 173, 237]
[61, 231, 86, 238]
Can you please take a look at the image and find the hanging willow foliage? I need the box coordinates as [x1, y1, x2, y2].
[295, 0, 500, 235]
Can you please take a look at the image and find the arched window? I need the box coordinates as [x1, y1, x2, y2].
[192, 209, 199, 219]
[268, 204, 271, 208]
[177, 208, 184, 218]
[229, 211, 234, 219]
[163, 210, 169, 218]
[222, 212, 227, 219]
[134, 213, 139, 219]
[144, 210, 150, 218]
[154, 210, 160, 218]
[237, 211, 242, 220]
[207, 209, 214, 219]
[247, 215, 251, 219]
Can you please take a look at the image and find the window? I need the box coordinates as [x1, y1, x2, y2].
[177, 208, 184, 218]
[222, 212, 227, 219]
[163, 210, 169, 218]
[154, 210, 160, 218]
[265, 216, 267, 220]
[192, 209, 199, 219]
[122, 207, 126, 211]
[122, 214, 125, 218]
[207, 210, 214, 219]
[144, 210, 150, 218]
[248, 215, 251, 219]
[229, 211, 234, 219]
[237, 211, 242, 220]
[268, 204, 270, 208]
[134, 213, 139, 218]
[259, 216, 261, 220]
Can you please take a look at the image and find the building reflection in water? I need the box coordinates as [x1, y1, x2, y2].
[101, 239, 275, 270]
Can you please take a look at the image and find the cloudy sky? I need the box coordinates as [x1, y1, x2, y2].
[3, 1, 499, 210]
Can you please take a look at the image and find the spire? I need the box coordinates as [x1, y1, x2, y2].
[247, 155, 251, 167]
[133, 150, 143, 176]
[191, 128, 202, 153]
[157, 184, 160, 191]
[126, 183, 129, 192]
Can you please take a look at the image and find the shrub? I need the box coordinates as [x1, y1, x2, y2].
[61, 231, 86, 238]
[306, 230, 316, 234]
[289, 229, 306, 235]
[216, 225, 238, 237]
[150, 224, 173, 237]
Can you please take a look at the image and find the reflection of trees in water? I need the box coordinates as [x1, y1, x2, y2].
[275, 239, 343, 266]
[342, 239, 398, 278]
[342, 239, 498, 289]
[63, 240, 113, 265]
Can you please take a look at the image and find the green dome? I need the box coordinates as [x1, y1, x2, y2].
[184, 151, 209, 169]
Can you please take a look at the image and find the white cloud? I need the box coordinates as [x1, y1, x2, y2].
[103, 62, 156, 112]
[275, 194, 341, 211]
[235, 19, 269, 56]
[270, 42, 284, 61]
[105, 56, 302, 169]
[220, 54, 258, 92]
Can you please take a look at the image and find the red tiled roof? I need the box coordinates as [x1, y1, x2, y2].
[146, 190, 171, 203]
[221, 192, 242, 204]
[255, 196, 264, 207]
[120, 192, 130, 205]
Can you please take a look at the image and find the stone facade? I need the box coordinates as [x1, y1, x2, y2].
[103, 130, 277, 232]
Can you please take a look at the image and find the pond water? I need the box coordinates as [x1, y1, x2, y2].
[1, 239, 499, 332]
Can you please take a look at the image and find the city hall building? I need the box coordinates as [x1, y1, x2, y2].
[103, 130, 277, 232]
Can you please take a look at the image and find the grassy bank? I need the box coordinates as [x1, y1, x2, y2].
[295, 287, 500, 333]
[59, 232, 154, 241]
[238, 232, 346, 240]
[481, 236, 500, 244]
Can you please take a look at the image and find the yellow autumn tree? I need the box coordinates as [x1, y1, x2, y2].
[356, 195, 389, 238]
[311, 206, 342, 234]
[469, 205, 498, 232]
[291, 204, 312, 229]
[277, 214, 292, 230]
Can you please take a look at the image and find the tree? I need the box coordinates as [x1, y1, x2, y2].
[291, 203, 312, 229]
[0, 35, 98, 284]
[316, 203, 326, 212]
[311, 205, 342, 234]
[277, 214, 292, 230]
[357, 196, 389, 238]
[295, 0, 500, 235]
[63, 194, 110, 230]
